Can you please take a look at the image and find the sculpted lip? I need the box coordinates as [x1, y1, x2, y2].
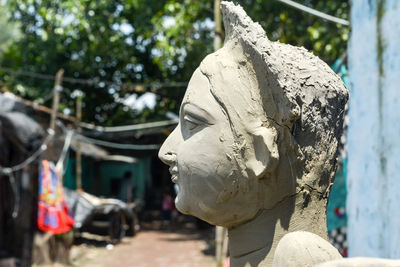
[169, 166, 179, 183]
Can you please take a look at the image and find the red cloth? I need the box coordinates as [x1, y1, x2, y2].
[37, 160, 74, 234]
[223, 257, 230, 267]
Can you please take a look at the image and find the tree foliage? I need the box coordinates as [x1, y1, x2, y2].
[0, 0, 349, 125]
[0, 4, 21, 54]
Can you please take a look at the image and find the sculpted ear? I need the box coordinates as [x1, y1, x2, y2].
[246, 126, 279, 179]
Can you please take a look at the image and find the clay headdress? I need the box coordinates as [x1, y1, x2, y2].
[206, 2, 349, 194]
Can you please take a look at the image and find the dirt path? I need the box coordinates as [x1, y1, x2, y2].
[73, 228, 216, 267]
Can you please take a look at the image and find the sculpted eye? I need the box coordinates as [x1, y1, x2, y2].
[181, 103, 214, 132]
[183, 114, 205, 130]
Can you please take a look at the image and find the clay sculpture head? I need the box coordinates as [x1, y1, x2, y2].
[159, 2, 348, 266]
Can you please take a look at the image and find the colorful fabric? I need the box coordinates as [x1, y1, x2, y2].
[38, 160, 74, 234]
[326, 59, 349, 257]
[329, 226, 348, 257]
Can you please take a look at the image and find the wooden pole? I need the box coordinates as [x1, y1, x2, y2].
[213, 1, 225, 267]
[75, 97, 82, 191]
[35, 69, 64, 264]
[43, 69, 63, 160]
[214, 0, 222, 51]
[216, 226, 225, 267]
[50, 69, 64, 131]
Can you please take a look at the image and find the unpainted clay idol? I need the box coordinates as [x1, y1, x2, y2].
[159, 1, 348, 266]
[273, 231, 342, 267]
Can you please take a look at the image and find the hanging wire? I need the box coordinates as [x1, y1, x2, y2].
[0, 66, 185, 101]
[80, 119, 178, 133]
[56, 120, 162, 151]
[334, 52, 348, 73]
[32, 88, 55, 105]
[0, 129, 54, 218]
[55, 129, 73, 174]
[0, 129, 55, 175]
[0, 66, 188, 89]
[76, 134, 161, 150]
[275, 0, 349, 26]
[8, 171, 19, 218]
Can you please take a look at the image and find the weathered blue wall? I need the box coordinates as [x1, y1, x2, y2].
[348, 0, 400, 257]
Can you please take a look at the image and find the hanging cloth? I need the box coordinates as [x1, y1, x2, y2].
[37, 160, 74, 234]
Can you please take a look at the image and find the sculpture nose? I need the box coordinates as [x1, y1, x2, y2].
[158, 126, 180, 166]
[160, 152, 176, 165]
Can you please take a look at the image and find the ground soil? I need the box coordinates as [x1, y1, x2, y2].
[70, 221, 216, 267]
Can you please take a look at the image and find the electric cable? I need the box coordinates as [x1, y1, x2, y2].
[55, 129, 73, 174]
[275, 0, 349, 26]
[76, 134, 161, 150]
[56, 119, 162, 151]
[80, 119, 178, 133]
[0, 66, 188, 89]
[0, 128, 55, 175]
[8, 172, 19, 218]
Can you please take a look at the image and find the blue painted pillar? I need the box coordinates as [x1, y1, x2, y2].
[347, 0, 400, 258]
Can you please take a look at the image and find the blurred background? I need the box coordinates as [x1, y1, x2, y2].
[1, 0, 398, 266]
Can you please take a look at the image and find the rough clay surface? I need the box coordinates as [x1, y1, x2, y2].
[220, 1, 348, 197]
[272, 231, 342, 267]
[159, 1, 348, 267]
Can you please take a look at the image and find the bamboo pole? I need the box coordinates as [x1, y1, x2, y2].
[213, 1, 226, 267]
[36, 69, 64, 264]
[214, 0, 222, 51]
[216, 226, 225, 267]
[50, 69, 64, 131]
[75, 97, 82, 191]
[43, 69, 63, 161]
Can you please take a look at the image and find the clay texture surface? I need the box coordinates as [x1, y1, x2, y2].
[272, 231, 342, 267]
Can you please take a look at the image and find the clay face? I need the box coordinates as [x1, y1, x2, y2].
[159, 53, 263, 227]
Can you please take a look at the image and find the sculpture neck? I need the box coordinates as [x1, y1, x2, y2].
[228, 192, 328, 267]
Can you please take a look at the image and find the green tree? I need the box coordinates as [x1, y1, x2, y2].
[0, 4, 21, 54]
[0, 0, 349, 125]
